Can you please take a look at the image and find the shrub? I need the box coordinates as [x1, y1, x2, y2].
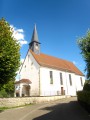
[77, 91, 90, 112]
[77, 80, 90, 112]
[83, 83, 90, 91]
[0, 88, 14, 98]
[77, 91, 90, 105]
[83, 80, 90, 91]
[0, 89, 8, 98]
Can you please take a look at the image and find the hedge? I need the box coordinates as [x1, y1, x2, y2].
[77, 91, 90, 112]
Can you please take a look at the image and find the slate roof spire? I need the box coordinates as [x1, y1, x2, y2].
[29, 24, 41, 54]
[31, 24, 39, 43]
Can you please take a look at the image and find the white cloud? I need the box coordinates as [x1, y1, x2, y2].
[20, 40, 28, 45]
[17, 29, 24, 32]
[10, 25, 28, 46]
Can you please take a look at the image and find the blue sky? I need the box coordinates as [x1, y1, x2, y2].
[1, 0, 90, 75]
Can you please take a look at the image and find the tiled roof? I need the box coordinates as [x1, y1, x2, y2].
[15, 79, 32, 84]
[30, 50, 84, 76]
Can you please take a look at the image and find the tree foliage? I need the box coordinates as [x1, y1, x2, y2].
[83, 80, 90, 91]
[3, 80, 15, 94]
[0, 18, 20, 87]
[78, 30, 90, 79]
[0, 80, 14, 97]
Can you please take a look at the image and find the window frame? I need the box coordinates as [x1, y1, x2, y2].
[69, 74, 72, 86]
[80, 77, 83, 86]
[60, 72, 63, 85]
[50, 71, 53, 84]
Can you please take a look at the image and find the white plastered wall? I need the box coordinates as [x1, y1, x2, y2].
[75, 75, 85, 91]
[19, 50, 40, 96]
[19, 50, 85, 97]
[39, 67, 85, 96]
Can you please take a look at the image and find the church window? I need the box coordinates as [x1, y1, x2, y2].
[31, 62, 33, 69]
[35, 43, 39, 50]
[31, 62, 33, 66]
[36, 43, 38, 46]
[80, 77, 83, 86]
[60, 73, 63, 85]
[24, 65, 26, 71]
[69, 74, 72, 86]
[50, 71, 53, 84]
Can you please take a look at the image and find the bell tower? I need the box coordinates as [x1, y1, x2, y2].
[29, 24, 40, 54]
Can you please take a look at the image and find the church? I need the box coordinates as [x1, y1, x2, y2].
[15, 25, 85, 97]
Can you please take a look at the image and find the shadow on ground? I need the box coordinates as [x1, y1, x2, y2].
[33, 101, 90, 120]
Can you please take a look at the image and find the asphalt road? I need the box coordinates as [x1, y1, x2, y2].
[0, 97, 90, 120]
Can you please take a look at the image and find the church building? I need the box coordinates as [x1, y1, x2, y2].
[15, 25, 85, 97]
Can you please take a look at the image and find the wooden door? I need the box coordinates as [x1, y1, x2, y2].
[61, 87, 64, 95]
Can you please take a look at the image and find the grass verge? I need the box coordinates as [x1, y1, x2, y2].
[0, 103, 33, 112]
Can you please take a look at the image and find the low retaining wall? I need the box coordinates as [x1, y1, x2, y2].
[0, 95, 67, 107]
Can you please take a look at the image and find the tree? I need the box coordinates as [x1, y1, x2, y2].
[0, 18, 20, 88]
[4, 80, 15, 97]
[0, 80, 15, 97]
[78, 30, 90, 79]
[83, 80, 90, 91]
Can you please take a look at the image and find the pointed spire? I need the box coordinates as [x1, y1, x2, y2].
[31, 24, 39, 42]
[29, 24, 41, 54]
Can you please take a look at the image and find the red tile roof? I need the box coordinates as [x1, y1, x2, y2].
[15, 79, 32, 84]
[30, 50, 84, 76]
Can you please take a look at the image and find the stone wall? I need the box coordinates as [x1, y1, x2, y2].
[0, 95, 67, 107]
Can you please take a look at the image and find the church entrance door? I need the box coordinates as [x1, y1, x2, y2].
[61, 87, 65, 95]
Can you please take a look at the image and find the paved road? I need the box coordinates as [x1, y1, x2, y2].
[0, 97, 90, 120]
